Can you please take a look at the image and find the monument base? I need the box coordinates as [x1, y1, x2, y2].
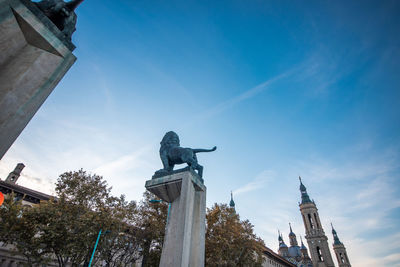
[145, 169, 206, 267]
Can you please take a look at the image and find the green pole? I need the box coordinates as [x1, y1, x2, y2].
[88, 229, 102, 267]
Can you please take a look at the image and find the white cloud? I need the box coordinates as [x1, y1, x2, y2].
[234, 170, 274, 196]
[194, 70, 293, 122]
[250, 142, 400, 267]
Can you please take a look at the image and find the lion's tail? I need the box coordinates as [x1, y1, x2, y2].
[193, 147, 217, 153]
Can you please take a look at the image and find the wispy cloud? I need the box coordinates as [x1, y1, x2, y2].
[234, 170, 274, 196]
[94, 145, 153, 175]
[195, 70, 293, 122]
[192, 48, 353, 124]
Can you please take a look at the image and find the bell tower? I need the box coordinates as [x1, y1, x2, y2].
[331, 223, 351, 267]
[298, 177, 335, 267]
[229, 191, 235, 211]
[5, 163, 25, 183]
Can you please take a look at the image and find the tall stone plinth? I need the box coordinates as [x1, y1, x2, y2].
[145, 169, 206, 267]
[0, 0, 77, 160]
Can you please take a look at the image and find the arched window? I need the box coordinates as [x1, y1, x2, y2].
[344, 253, 349, 263]
[314, 213, 320, 228]
[316, 246, 324, 261]
[308, 214, 315, 229]
[339, 252, 345, 263]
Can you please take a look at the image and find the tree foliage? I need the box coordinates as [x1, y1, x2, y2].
[205, 204, 265, 267]
[1, 170, 265, 267]
[136, 191, 168, 267]
[0, 170, 144, 266]
[0, 193, 50, 266]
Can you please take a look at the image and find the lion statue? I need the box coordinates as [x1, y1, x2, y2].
[154, 131, 216, 178]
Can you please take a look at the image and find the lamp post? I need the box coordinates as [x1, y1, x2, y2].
[88, 229, 110, 267]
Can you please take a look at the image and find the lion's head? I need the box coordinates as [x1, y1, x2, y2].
[160, 131, 180, 152]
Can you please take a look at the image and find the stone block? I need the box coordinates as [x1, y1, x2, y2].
[0, 0, 76, 159]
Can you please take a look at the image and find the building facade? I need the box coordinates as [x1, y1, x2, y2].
[263, 246, 297, 267]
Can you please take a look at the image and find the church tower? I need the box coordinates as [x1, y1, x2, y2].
[298, 177, 335, 267]
[229, 191, 235, 211]
[5, 163, 25, 184]
[331, 223, 351, 267]
[278, 230, 289, 258]
[288, 223, 302, 261]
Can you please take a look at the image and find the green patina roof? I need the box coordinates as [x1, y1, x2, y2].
[299, 177, 312, 204]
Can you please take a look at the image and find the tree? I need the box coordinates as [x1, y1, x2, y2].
[1, 169, 142, 267]
[97, 195, 141, 267]
[205, 203, 265, 267]
[2, 170, 266, 267]
[0, 193, 51, 266]
[136, 191, 168, 267]
[42, 169, 142, 266]
[22, 170, 115, 266]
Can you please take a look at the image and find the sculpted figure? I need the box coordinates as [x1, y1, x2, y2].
[155, 131, 216, 178]
[34, 0, 83, 40]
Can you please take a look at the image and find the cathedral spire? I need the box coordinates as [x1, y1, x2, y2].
[229, 191, 235, 209]
[288, 222, 299, 247]
[278, 230, 289, 257]
[331, 223, 342, 245]
[299, 176, 312, 204]
[300, 236, 306, 249]
[331, 224, 352, 267]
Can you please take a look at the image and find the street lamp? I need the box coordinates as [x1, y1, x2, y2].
[88, 229, 110, 267]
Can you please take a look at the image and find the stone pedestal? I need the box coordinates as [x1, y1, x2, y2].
[0, 0, 76, 160]
[145, 169, 206, 267]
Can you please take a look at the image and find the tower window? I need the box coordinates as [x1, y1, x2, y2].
[308, 214, 315, 229]
[302, 214, 306, 227]
[314, 213, 320, 228]
[340, 253, 345, 263]
[317, 246, 324, 262]
[345, 253, 349, 263]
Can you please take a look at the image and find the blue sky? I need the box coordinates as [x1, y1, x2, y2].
[1, 0, 400, 266]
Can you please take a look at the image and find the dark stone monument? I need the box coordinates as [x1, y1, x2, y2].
[153, 131, 216, 179]
[35, 0, 83, 41]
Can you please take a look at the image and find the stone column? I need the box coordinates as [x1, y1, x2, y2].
[145, 169, 206, 267]
[0, 0, 76, 160]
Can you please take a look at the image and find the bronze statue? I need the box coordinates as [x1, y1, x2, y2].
[34, 0, 83, 40]
[154, 131, 216, 178]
